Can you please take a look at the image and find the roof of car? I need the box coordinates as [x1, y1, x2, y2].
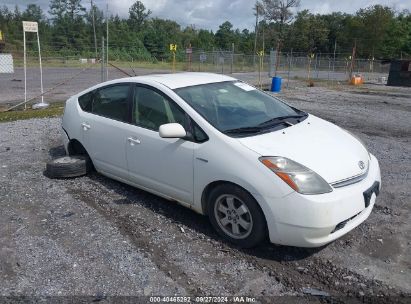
[129, 72, 237, 89]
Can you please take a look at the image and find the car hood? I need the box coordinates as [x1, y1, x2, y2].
[238, 115, 369, 183]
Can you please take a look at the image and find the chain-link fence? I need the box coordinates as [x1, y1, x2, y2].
[186, 50, 390, 83]
[267, 51, 390, 84]
[0, 54, 14, 73]
[1, 48, 391, 108]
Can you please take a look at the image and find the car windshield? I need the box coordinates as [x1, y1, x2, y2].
[174, 81, 306, 135]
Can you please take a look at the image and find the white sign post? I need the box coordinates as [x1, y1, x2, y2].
[22, 21, 48, 110]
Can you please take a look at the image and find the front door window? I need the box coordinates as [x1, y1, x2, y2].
[133, 86, 186, 131]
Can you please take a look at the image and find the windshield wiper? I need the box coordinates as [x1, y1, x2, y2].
[258, 114, 308, 128]
[223, 126, 264, 135]
[224, 113, 308, 135]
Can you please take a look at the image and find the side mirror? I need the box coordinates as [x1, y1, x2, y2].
[159, 123, 187, 138]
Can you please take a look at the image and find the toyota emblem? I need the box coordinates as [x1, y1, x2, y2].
[358, 161, 365, 170]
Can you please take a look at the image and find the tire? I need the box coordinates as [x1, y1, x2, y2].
[46, 155, 91, 179]
[207, 184, 267, 248]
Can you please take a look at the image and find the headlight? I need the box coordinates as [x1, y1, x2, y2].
[259, 156, 333, 195]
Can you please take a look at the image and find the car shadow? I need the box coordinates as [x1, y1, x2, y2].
[84, 169, 323, 262]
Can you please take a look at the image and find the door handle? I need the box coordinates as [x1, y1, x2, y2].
[127, 137, 141, 145]
[81, 122, 91, 130]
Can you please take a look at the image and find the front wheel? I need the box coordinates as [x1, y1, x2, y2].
[207, 184, 267, 248]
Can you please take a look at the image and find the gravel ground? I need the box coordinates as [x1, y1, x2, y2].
[0, 81, 410, 302]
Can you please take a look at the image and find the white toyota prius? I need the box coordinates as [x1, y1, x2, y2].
[61, 72, 381, 248]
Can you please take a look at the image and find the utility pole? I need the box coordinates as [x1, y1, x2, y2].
[253, 1, 263, 67]
[253, 8, 259, 67]
[262, 23, 265, 73]
[90, 0, 97, 59]
[106, 2, 109, 80]
[101, 36, 105, 82]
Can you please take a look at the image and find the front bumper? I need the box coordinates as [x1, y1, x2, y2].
[259, 154, 381, 247]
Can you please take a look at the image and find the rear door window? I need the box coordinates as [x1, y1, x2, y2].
[92, 84, 131, 122]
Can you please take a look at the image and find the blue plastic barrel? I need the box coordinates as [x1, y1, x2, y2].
[271, 77, 282, 92]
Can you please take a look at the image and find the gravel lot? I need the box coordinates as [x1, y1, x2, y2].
[0, 79, 410, 302]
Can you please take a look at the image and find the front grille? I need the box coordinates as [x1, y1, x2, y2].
[331, 164, 369, 188]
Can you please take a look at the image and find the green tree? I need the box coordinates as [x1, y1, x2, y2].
[290, 10, 329, 53]
[398, 12, 411, 57]
[6, 6, 23, 44]
[144, 18, 181, 59]
[22, 4, 44, 21]
[66, 0, 85, 21]
[215, 21, 235, 50]
[261, 0, 300, 42]
[48, 0, 87, 52]
[128, 1, 151, 32]
[380, 11, 411, 58]
[238, 29, 255, 53]
[181, 25, 196, 48]
[318, 12, 351, 53]
[108, 14, 150, 61]
[192, 29, 214, 51]
[357, 5, 394, 57]
[49, 0, 66, 20]
[1, 0, 411, 61]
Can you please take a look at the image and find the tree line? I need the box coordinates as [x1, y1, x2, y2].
[0, 0, 410, 61]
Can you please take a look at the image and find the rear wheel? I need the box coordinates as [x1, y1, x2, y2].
[207, 184, 267, 248]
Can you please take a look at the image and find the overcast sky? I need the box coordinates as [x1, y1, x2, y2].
[4, 0, 411, 31]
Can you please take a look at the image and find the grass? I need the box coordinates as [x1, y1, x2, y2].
[0, 102, 64, 123]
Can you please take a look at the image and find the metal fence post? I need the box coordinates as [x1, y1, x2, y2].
[287, 50, 293, 88]
[327, 57, 331, 83]
[332, 40, 337, 86]
[316, 53, 321, 79]
[101, 36, 105, 82]
[231, 43, 234, 74]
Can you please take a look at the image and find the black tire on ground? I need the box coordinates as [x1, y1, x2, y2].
[45, 155, 91, 179]
[207, 184, 267, 248]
